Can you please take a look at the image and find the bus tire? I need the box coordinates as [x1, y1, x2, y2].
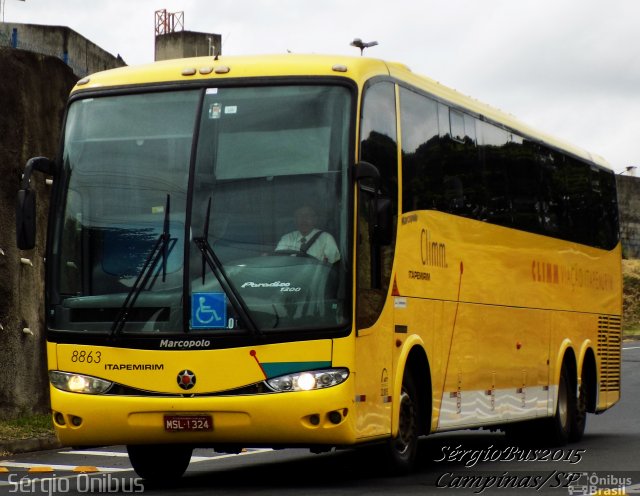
[127, 444, 192, 481]
[546, 363, 574, 446]
[386, 373, 419, 474]
[569, 373, 588, 442]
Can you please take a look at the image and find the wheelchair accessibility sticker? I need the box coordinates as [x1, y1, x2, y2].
[191, 292, 227, 329]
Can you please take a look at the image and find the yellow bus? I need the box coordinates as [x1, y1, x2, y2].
[16, 54, 622, 479]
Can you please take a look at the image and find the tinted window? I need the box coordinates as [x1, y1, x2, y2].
[360, 81, 398, 206]
[397, 85, 618, 250]
[357, 81, 398, 329]
[399, 87, 440, 213]
[563, 157, 592, 245]
[439, 108, 480, 219]
[596, 168, 619, 248]
[450, 109, 465, 143]
[478, 121, 511, 225]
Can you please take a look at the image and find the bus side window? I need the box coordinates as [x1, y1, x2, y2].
[438, 104, 481, 219]
[399, 87, 440, 213]
[595, 168, 619, 249]
[357, 81, 398, 330]
[563, 157, 592, 246]
[478, 121, 511, 225]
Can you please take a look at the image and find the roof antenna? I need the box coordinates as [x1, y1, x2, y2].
[350, 38, 378, 56]
[214, 32, 230, 61]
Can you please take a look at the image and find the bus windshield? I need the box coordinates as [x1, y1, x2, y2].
[52, 84, 352, 337]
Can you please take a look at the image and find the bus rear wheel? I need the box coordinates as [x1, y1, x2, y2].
[386, 374, 419, 474]
[505, 362, 582, 446]
[127, 444, 192, 481]
[569, 374, 588, 442]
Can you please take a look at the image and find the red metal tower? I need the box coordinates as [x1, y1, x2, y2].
[155, 9, 184, 36]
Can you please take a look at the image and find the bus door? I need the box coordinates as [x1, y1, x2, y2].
[354, 80, 399, 439]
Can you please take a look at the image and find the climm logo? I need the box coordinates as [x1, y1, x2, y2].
[532, 260, 560, 284]
[421, 228, 448, 268]
[531, 259, 614, 291]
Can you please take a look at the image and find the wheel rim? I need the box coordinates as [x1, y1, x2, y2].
[394, 389, 417, 456]
[558, 374, 569, 430]
[576, 382, 587, 420]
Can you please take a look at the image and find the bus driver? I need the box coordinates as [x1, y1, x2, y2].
[276, 205, 340, 264]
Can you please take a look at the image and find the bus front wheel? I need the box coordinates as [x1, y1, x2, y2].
[386, 374, 419, 474]
[127, 444, 192, 481]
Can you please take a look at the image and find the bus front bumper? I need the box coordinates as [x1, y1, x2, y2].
[49, 380, 356, 448]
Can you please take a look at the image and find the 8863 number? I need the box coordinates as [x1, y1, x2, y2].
[70, 350, 102, 364]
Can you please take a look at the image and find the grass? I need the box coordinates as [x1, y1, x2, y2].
[0, 414, 54, 443]
[623, 259, 640, 339]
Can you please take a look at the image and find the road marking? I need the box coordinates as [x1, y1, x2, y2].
[73, 466, 99, 473]
[64, 450, 129, 457]
[189, 448, 272, 463]
[28, 466, 54, 473]
[62, 447, 272, 464]
[63, 449, 211, 463]
[623, 346, 640, 350]
[0, 461, 128, 472]
[0, 447, 272, 486]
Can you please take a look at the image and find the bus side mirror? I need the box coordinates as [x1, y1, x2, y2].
[16, 157, 55, 250]
[354, 161, 381, 184]
[16, 188, 37, 250]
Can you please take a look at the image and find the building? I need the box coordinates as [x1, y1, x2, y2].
[617, 174, 640, 258]
[0, 22, 125, 77]
[155, 30, 222, 61]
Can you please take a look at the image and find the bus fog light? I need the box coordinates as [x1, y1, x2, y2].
[70, 415, 83, 427]
[328, 411, 342, 424]
[266, 368, 349, 392]
[49, 371, 113, 394]
[53, 412, 65, 426]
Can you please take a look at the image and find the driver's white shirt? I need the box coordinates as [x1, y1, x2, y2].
[276, 228, 340, 263]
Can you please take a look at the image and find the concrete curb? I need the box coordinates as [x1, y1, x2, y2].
[0, 436, 61, 456]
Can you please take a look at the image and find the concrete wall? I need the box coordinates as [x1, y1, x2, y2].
[0, 48, 77, 418]
[155, 30, 221, 61]
[0, 23, 125, 77]
[617, 175, 640, 259]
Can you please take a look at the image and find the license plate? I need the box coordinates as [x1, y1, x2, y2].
[164, 415, 213, 432]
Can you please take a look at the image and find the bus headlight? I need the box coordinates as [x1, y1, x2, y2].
[266, 368, 349, 392]
[49, 371, 113, 394]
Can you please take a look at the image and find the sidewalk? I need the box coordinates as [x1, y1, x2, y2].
[0, 436, 61, 457]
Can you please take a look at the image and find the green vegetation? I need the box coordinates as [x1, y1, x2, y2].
[623, 259, 640, 339]
[0, 413, 53, 443]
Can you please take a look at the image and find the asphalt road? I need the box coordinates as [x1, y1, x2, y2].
[1, 341, 639, 496]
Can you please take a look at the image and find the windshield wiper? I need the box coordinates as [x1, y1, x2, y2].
[194, 197, 262, 338]
[201, 196, 212, 285]
[110, 194, 172, 338]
